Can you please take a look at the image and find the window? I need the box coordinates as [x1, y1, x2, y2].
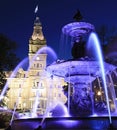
[40, 64, 42, 68]
[19, 84, 21, 88]
[37, 63, 39, 68]
[19, 103, 21, 108]
[37, 82, 39, 86]
[37, 72, 40, 76]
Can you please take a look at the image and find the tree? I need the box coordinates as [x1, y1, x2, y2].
[0, 34, 20, 106]
[0, 34, 20, 71]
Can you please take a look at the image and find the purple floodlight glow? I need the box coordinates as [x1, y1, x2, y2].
[47, 60, 116, 78]
[51, 102, 70, 117]
[62, 22, 95, 40]
[55, 119, 80, 128]
[65, 75, 96, 84]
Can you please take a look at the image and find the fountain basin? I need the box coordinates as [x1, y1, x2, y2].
[11, 116, 117, 130]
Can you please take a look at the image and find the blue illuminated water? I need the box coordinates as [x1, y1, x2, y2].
[31, 46, 58, 117]
[1, 33, 116, 130]
[0, 57, 29, 127]
[32, 46, 57, 66]
[0, 57, 28, 100]
[0, 46, 58, 128]
[87, 32, 112, 124]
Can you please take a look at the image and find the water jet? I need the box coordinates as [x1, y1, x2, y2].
[2, 15, 117, 130]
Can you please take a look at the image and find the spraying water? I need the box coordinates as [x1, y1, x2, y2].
[0, 46, 58, 126]
[0, 57, 28, 100]
[31, 46, 58, 116]
[0, 57, 29, 128]
[31, 46, 57, 66]
[87, 32, 112, 124]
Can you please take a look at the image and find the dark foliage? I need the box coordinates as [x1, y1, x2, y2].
[0, 34, 20, 106]
[0, 34, 20, 71]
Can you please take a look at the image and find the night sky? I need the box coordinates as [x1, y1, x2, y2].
[0, 0, 117, 60]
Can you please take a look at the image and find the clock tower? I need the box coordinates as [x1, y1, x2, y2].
[28, 17, 47, 76]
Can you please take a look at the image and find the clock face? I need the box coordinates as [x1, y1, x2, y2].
[36, 56, 40, 60]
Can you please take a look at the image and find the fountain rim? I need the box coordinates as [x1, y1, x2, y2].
[47, 59, 116, 69]
[46, 59, 116, 80]
[62, 21, 95, 37]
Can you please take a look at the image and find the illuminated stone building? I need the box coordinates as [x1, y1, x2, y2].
[6, 16, 67, 115]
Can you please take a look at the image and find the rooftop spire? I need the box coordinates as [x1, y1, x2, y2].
[34, 17, 41, 26]
[34, 5, 41, 25]
[34, 5, 38, 14]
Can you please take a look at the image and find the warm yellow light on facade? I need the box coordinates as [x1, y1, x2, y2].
[97, 91, 102, 96]
[36, 56, 40, 60]
[23, 102, 26, 108]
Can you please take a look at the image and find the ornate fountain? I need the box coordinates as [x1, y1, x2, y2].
[10, 10, 117, 130]
[41, 11, 117, 130]
[47, 60, 117, 115]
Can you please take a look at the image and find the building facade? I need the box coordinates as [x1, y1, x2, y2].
[6, 17, 67, 115]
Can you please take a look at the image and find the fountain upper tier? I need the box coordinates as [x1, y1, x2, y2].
[46, 59, 116, 84]
[62, 22, 95, 41]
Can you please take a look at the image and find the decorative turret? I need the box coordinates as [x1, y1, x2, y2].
[29, 17, 46, 54]
[31, 17, 44, 41]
